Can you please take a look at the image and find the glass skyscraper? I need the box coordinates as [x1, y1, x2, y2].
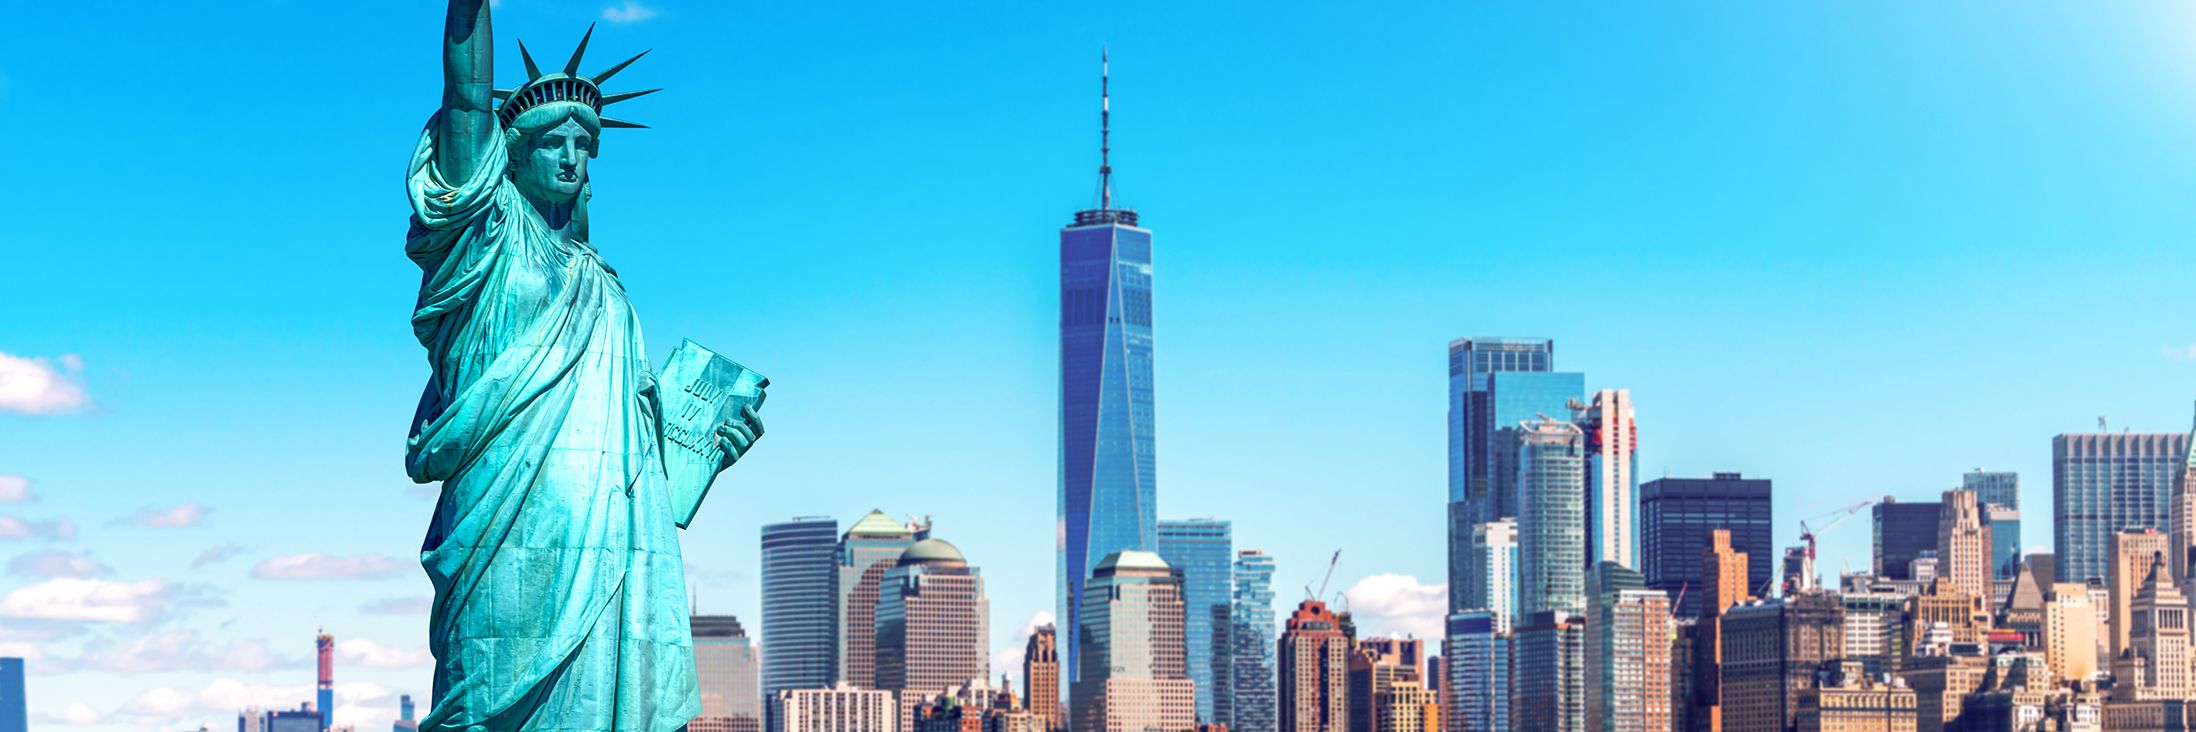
[1517, 419, 1587, 616]
[0, 657, 21, 732]
[1638, 474, 1773, 619]
[835, 510, 916, 689]
[1446, 337, 1581, 613]
[1060, 186, 1157, 689]
[2053, 432, 2189, 584]
[1443, 611, 1512, 732]
[691, 615, 762, 732]
[760, 517, 838, 707]
[1964, 470, 2023, 579]
[1232, 550, 1278, 732]
[1158, 519, 1233, 726]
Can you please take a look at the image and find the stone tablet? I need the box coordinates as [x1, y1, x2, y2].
[656, 339, 768, 528]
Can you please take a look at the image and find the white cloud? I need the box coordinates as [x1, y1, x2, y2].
[192, 544, 244, 568]
[115, 502, 208, 528]
[0, 577, 215, 624]
[1342, 573, 1447, 641]
[30, 702, 105, 726]
[602, 1, 656, 22]
[359, 597, 431, 615]
[0, 352, 93, 415]
[8, 550, 112, 578]
[44, 630, 291, 673]
[335, 637, 434, 668]
[0, 641, 45, 660]
[2166, 345, 2196, 360]
[988, 610, 1055, 689]
[0, 474, 33, 502]
[0, 515, 75, 541]
[252, 553, 407, 580]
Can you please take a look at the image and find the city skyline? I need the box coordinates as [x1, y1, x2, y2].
[14, 1, 2196, 731]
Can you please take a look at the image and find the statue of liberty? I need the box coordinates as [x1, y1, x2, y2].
[402, 1, 765, 730]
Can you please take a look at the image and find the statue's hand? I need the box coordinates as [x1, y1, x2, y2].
[714, 404, 765, 469]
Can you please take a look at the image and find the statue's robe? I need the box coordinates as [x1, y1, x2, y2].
[404, 114, 698, 732]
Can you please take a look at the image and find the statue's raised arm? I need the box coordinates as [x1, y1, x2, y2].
[437, 0, 495, 182]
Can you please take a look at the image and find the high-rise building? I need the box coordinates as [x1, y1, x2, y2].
[1575, 390, 1637, 571]
[1235, 550, 1280, 732]
[2043, 583, 2099, 685]
[1718, 594, 1844, 732]
[1693, 529, 1755, 732]
[393, 695, 417, 732]
[1873, 499, 1942, 582]
[1024, 625, 1062, 732]
[1372, 680, 1441, 732]
[1794, 662, 1916, 732]
[1280, 600, 1351, 732]
[1513, 611, 1585, 732]
[2111, 562, 2189, 700]
[0, 657, 21, 732]
[1839, 591, 1909, 680]
[772, 683, 897, 732]
[693, 615, 764, 732]
[1640, 474, 1773, 619]
[1966, 470, 2023, 580]
[1518, 419, 1587, 616]
[1584, 563, 1671, 732]
[1903, 579, 1989, 662]
[1937, 490, 1992, 600]
[2053, 432, 2189, 585]
[2110, 530, 2172, 660]
[1348, 638, 1424, 732]
[1060, 53, 1160, 695]
[1072, 551, 1194, 732]
[835, 510, 916, 690]
[1965, 471, 2020, 513]
[1904, 647, 1988, 732]
[1447, 337, 1582, 614]
[2174, 419, 2196, 592]
[1442, 611, 1511, 732]
[762, 517, 840, 703]
[316, 631, 333, 732]
[1467, 519, 1519, 632]
[1160, 518, 1234, 726]
[876, 538, 989, 729]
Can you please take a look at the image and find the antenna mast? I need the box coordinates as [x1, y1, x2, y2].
[1100, 48, 1112, 211]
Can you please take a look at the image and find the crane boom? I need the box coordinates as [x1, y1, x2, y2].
[1793, 500, 1875, 593]
[1307, 550, 1341, 602]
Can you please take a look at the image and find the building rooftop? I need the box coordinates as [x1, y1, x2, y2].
[898, 538, 967, 567]
[1094, 550, 1171, 575]
[846, 509, 909, 538]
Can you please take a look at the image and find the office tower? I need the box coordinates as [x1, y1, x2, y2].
[772, 684, 897, 732]
[1640, 475, 1774, 619]
[1280, 600, 1351, 732]
[762, 517, 841, 709]
[1840, 592, 1909, 679]
[253, 706, 318, 732]
[1518, 419, 1587, 616]
[1348, 638, 1424, 732]
[1235, 550, 1280, 732]
[1718, 594, 1844, 732]
[1981, 505, 2021, 582]
[692, 615, 763, 732]
[1903, 647, 1988, 732]
[834, 510, 916, 690]
[1584, 563, 1671, 732]
[1061, 53, 1160, 696]
[1873, 499, 1942, 582]
[1937, 490, 1992, 600]
[2043, 583, 2098, 684]
[1794, 662, 1916, 732]
[1447, 337, 1582, 614]
[1575, 390, 1637, 571]
[1443, 611, 1512, 732]
[393, 695, 417, 732]
[1964, 470, 2020, 512]
[876, 538, 989, 729]
[1513, 611, 1585, 732]
[316, 631, 333, 732]
[2111, 562, 2190, 700]
[1024, 626, 1062, 731]
[2053, 432, 2189, 585]
[1160, 518, 1235, 725]
[1693, 529, 1754, 732]
[1467, 519, 1519, 632]
[0, 658, 20, 732]
[1072, 551, 1194, 732]
[1372, 679, 1440, 732]
[2110, 530, 2171, 660]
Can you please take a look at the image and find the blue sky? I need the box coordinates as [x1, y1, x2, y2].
[8, 0, 2196, 729]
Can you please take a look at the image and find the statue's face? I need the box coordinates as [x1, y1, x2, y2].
[512, 118, 594, 203]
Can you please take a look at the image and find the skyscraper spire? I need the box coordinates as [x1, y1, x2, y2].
[1100, 48, 1112, 212]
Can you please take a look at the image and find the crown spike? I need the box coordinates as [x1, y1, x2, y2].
[492, 88, 515, 100]
[565, 24, 595, 77]
[600, 89, 661, 106]
[600, 118, 649, 129]
[517, 40, 543, 81]
[592, 50, 651, 85]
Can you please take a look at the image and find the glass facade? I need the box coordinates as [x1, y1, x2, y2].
[1966, 471, 2023, 580]
[1158, 519, 1233, 726]
[1232, 550, 1278, 732]
[1446, 337, 1578, 614]
[1513, 611, 1584, 732]
[760, 517, 839, 703]
[1638, 474, 1774, 619]
[1518, 419, 1587, 616]
[692, 615, 762, 732]
[1467, 519, 1519, 632]
[1871, 501, 1940, 581]
[1443, 612, 1511, 732]
[875, 540, 989, 729]
[0, 658, 19, 732]
[834, 511, 915, 689]
[1061, 217, 1159, 688]
[2053, 433, 2189, 584]
[1577, 390, 1638, 572]
[1071, 552, 1197, 732]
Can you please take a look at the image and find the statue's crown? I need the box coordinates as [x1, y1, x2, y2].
[494, 24, 659, 130]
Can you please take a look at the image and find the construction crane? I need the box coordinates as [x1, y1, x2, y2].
[1790, 500, 1875, 594]
[1305, 550, 1341, 603]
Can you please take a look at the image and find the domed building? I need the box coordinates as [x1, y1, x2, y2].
[875, 537, 990, 730]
